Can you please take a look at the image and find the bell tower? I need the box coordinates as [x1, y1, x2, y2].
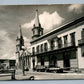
[32, 10, 44, 40]
[16, 25, 24, 53]
[19, 25, 24, 50]
[16, 25, 24, 68]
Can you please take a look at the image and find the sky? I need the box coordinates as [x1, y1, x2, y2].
[0, 4, 84, 59]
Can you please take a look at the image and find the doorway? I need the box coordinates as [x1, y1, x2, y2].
[49, 55, 57, 67]
[63, 52, 70, 69]
[41, 56, 44, 66]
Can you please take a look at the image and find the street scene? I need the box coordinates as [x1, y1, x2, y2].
[0, 4, 84, 80]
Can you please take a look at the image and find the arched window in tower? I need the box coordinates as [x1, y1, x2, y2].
[16, 45, 19, 53]
[40, 31, 41, 36]
[40, 30, 43, 36]
[35, 29, 38, 35]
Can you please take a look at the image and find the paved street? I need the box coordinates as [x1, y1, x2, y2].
[1, 69, 84, 80]
[15, 69, 84, 80]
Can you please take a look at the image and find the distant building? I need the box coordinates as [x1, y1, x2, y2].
[0, 59, 16, 69]
[16, 25, 31, 69]
[30, 10, 84, 71]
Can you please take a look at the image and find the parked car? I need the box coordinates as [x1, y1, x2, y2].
[46, 65, 63, 73]
[24, 66, 29, 71]
[33, 65, 46, 72]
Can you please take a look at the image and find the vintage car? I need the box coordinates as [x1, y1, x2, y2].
[46, 65, 63, 73]
[33, 65, 46, 72]
[24, 66, 29, 71]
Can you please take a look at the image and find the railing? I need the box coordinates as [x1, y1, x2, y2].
[32, 42, 75, 55]
[78, 39, 84, 45]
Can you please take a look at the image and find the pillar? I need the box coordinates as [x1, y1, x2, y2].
[54, 38, 58, 50]
[61, 37, 64, 48]
[48, 40, 51, 51]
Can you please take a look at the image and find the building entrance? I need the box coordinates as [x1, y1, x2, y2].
[41, 56, 44, 66]
[63, 52, 70, 68]
[49, 55, 57, 67]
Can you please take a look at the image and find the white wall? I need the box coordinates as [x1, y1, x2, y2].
[37, 62, 41, 65]
[44, 61, 49, 66]
[77, 46, 84, 69]
[31, 22, 84, 69]
[57, 60, 63, 68]
[70, 59, 78, 68]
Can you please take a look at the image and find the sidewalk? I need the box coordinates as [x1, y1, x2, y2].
[15, 69, 84, 80]
[15, 69, 35, 80]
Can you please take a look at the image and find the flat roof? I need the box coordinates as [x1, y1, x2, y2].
[0, 59, 16, 60]
[30, 16, 84, 44]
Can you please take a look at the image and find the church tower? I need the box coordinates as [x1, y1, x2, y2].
[19, 25, 24, 50]
[16, 25, 24, 68]
[32, 10, 44, 40]
[16, 25, 24, 53]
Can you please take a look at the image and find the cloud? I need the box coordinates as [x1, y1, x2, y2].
[68, 4, 84, 13]
[22, 11, 64, 32]
[0, 30, 16, 59]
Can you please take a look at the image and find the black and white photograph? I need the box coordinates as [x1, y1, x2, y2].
[0, 4, 84, 80]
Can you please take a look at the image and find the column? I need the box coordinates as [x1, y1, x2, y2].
[35, 56, 37, 66]
[48, 40, 51, 51]
[54, 38, 58, 50]
[77, 47, 83, 69]
[68, 34, 71, 46]
[61, 37, 64, 48]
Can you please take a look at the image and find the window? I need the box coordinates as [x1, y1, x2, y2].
[50, 40, 54, 50]
[32, 47, 35, 55]
[82, 52, 84, 57]
[81, 29, 84, 39]
[41, 44, 43, 52]
[44, 43, 48, 51]
[36, 45, 39, 53]
[64, 35, 68, 47]
[34, 29, 38, 35]
[58, 37, 62, 48]
[70, 32, 75, 46]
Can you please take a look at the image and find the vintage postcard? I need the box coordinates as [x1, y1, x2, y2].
[0, 4, 84, 80]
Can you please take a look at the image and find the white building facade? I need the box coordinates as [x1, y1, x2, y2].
[30, 10, 84, 71]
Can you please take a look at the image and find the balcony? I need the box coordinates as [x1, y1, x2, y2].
[32, 42, 75, 55]
[78, 39, 84, 45]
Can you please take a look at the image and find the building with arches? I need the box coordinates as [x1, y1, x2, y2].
[30, 10, 84, 71]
